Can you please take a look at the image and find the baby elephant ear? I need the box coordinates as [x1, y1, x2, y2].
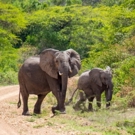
[66, 49, 81, 78]
[40, 48, 59, 79]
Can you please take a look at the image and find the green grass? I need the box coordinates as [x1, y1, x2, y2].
[26, 117, 35, 122]
[21, 93, 135, 134]
[19, 87, 135, 135]
[33, 124, 45, 128]
[9, 101, 17, 104]
[116, 119, 135, 134]
[24, 102, 135, 134]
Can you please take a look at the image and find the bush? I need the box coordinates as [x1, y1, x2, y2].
[18, 45, 38, 65]
[0, 71, 18, 85]
[114, 56, 135, 92]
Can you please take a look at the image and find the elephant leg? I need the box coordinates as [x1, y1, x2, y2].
[47, 78, 65, 114]
[96, 95, 101, 108]
[22, 94, 29, 115]
[51, 88, 65, 114]
[73, 91, 86, 111]
[34, 94, 46, 114]
[88, 96, 95, 111]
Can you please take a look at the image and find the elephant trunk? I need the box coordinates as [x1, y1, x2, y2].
[106, 82, 113, 107]
[59, 68, 68, 112]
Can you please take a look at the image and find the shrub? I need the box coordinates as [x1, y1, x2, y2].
[0, 71, 18, 85]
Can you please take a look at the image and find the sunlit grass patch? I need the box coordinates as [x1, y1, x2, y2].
[48, 115, 95, 134]
[45, 92, 57, 105]
[102, 127, 129, 135]
[46, 121, 55, 126]
[33, 124, 45, 128]
[29, 95, 37, 101]
[9, 101, 17, 104]
[21, 92, 135, 135]
[26, 117, 35, 122]
[64, 105, 133, 134]
[116, 119, 135, 134]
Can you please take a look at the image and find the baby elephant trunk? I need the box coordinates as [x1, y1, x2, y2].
[106, 83, 113, 107]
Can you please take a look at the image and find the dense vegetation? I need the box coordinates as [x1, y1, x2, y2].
[0, 0, 135, 105]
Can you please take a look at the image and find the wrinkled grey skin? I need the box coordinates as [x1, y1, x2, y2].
[67, 67, 113, 111]
[18, 48, 81, 115]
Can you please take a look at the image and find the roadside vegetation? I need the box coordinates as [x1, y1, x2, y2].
[21, 90, 135, 135]
[0, 0, 135, 134]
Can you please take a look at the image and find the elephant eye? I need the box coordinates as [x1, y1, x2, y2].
[55, 59, 59, 65]
[58, 59, 62, 63]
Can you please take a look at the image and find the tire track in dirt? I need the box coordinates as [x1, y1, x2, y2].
[0, 85, 19, 101]
[0, 85, 19, 91]
[0, 91, 18, 101]
[0, 120, 19, 135]
[0, 85, 19, 135]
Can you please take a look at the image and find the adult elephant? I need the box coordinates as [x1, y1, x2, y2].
[17, 48, 81, 115]
[67, 67, 113, 111]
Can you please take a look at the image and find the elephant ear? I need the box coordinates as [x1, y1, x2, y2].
[89, 68, 102, 87]
[66, 49, 81, 78]
[40, 48, 59, 79]
[104, 66, 113, 77]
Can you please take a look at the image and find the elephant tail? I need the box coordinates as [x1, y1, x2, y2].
[17, 91, 21, 108]
[65, 88, 78, 105]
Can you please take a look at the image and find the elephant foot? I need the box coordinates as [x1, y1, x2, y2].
[59, 110, 66, 114]
[106, 105, 110, 110]
[51, 106, 66, 114]
[22, 111, 30, 116]
[34, 109, 41, 114]
[106, 102, 111, 108]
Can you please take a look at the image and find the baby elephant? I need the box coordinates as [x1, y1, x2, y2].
[67, 67, 113, 111]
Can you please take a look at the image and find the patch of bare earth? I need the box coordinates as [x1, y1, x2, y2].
[0, 85, 69, 135]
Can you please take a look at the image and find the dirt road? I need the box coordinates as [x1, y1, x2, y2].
[0, 85, 19, 135]
[0, 85, 64, 135]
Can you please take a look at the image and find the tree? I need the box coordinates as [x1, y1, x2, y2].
[0, 2, 27, 84]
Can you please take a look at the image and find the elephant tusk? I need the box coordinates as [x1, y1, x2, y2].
[59, 71, 63, 76]
[70, 69, 72, 73]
